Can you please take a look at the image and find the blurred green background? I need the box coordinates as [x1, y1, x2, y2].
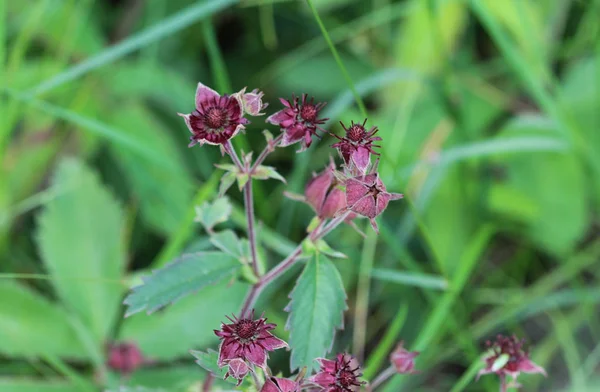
[1, 0, 599, 391]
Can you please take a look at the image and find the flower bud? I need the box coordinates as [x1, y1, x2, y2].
[106, 341, 144, 375]
[305, 160, 346, 219]
[390, 342, 419, 374]
[224, 358, 250, 386]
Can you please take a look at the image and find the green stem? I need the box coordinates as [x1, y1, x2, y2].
[353, 228, 377, 361]
[306, 0, 368, 118]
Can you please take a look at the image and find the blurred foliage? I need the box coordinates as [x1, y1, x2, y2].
[0, 0, 599, 391]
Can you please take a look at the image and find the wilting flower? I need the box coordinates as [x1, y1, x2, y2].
[224, 358, 250, 386]
[237, 87, 268, 116]
[106, 341, 144, 375]
[261, 377, 301, 392]
[214, 311, 287, 369]
[344, 173, 403, 233]
[477, 335, 546, 382]
[178, 82, 248, 147]
[390, 342, 419, 374]
[304, 159, 346, 219]
[310, 353, 365, 392]
[266, 94, 328, 150]
[331, 119, 381, 174]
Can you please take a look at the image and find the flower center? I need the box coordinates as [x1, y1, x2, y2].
[300, 104, 318, 123]
[205, 107, 228, 129]
[347, 124, 365, 142]
[235, 319, 257, 340]
[338, 370, 356, 387]
[368, 184, 381, 198]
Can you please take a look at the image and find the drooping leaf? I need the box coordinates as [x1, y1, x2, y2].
[124, 252, 240, 317]
[253, 165, 287, 183]
[285, 253, 347, 372]
[219, 172, 237, 197]
[36, 159, 126, 344]
[194, 198, 233, 231]
[120, 280, 247, 360]
[0, 281, 86, 359]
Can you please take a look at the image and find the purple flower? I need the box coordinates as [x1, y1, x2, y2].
[331, 119, 381, 174]
[106, 341, 144, 375]
[224, 358, 250, 386]
[304, 159, 347, 219]
[345, 173, 403, 233]
[261, 377, 301, 392]
[238, 87, 268, 116]
[266, 94, 328, 150]
[310, 353, 364, 392]
[214, 311, 287, 369]
[390, 342, 419, 374]
[178, 82, 249, 147]
[477, 335, 546, 382]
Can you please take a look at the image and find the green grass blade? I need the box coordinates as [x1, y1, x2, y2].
[371, 268, 448, 290]
[28, 0, 237, 95]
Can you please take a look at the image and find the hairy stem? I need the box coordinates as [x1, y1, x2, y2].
[369, 366, 396, 391]
[251, 133, 283, 172]
[244, 181, 260, 277]
[202, 373, 215, 392]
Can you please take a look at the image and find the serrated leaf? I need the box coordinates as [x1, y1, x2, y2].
[194, 198, 232, 231]
[210, 230, 243, 259]
[190, 350, 231, 382]
[219, 172, 237, 197]
[285, 253, 347, 372]
[253, 165, 286, 183]
[124, 252, 240, 317]
[120, 280, 248, 360]
[36, 159, 126, 343]
[214, 164, 239, 172]
[0, 281, 86, 359]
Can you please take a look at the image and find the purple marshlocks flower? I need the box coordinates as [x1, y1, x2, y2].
[178, 82, 249, 147]
[331, 119, 381, 174]
[214, 310, 287, 369]
[261, 377, 301, 392]
[310, 353, 364, 392]
[238, 87, 268, 116]
[477, 335, 546, 382]
[266, 94, 328, 150]
[390, 341, 419, 374]
[344, 173, 403, 233]
[106, 341, 144, 375]
[305, 159, 347, 219]
[224, 358, 250, 386]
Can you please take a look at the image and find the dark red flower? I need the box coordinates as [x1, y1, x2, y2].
[477, 335, 546, 382]
[390, 341, 419, 374]
[304, 159, 347, 219]
[106, 341, 144, 375]
[344, 173, 403, 233]
[178, 82, 249, 147]
[261, 377, 301, 392]
[310, 353, 364, 392]
[266, 94, 328, 150]
[224, 357, 250, 386]
[331, 119, 381, 174]
[214, 311, 287, 369]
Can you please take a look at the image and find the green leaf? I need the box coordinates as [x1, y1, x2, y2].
[36, 159, 126, 344]
[285, 253, 347, 372]
[253, 165, 287, 183]
[315, 239, 347, 259]
[0, 379, 80, 392]
[124, 252, 240, 317]
[194, 197, 232, 231]
[190, 349, 229, 381]
[210, 230, 243, 259]
[219, 172, 237, 197]
[0, 281, 86, 358]
[120, 280, 248, 360]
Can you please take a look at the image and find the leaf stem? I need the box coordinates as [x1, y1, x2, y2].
[306, 0, 368, 118]
[369, 365, 396, 391]
[239, 212, 350, 317]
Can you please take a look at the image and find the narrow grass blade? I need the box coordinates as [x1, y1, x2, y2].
[28, 0, 237, 95]
[371, 268, 448, 290]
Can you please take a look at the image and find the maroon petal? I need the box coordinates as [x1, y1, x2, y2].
[345, 177, 369, 206]
[218, 340, 241, 366]
[266, 109, 293, 126]
[321, 187, 346, 218]
[305, 169, 333, 213]
[281, 124, 306, 147]
[315, 358, 336, 373]
[349, 195, 377, 218]
[244, 343, 267, 368]
[195, 82, 220, 109]
[261, 378, 282, 392]
[258, 334, 288, 351]
[518, 358, 547, 376]
[310, 371, 336, 388]
[352, 146, 371, 173]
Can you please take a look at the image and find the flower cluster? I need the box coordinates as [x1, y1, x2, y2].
[478, 334, 546, 384]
